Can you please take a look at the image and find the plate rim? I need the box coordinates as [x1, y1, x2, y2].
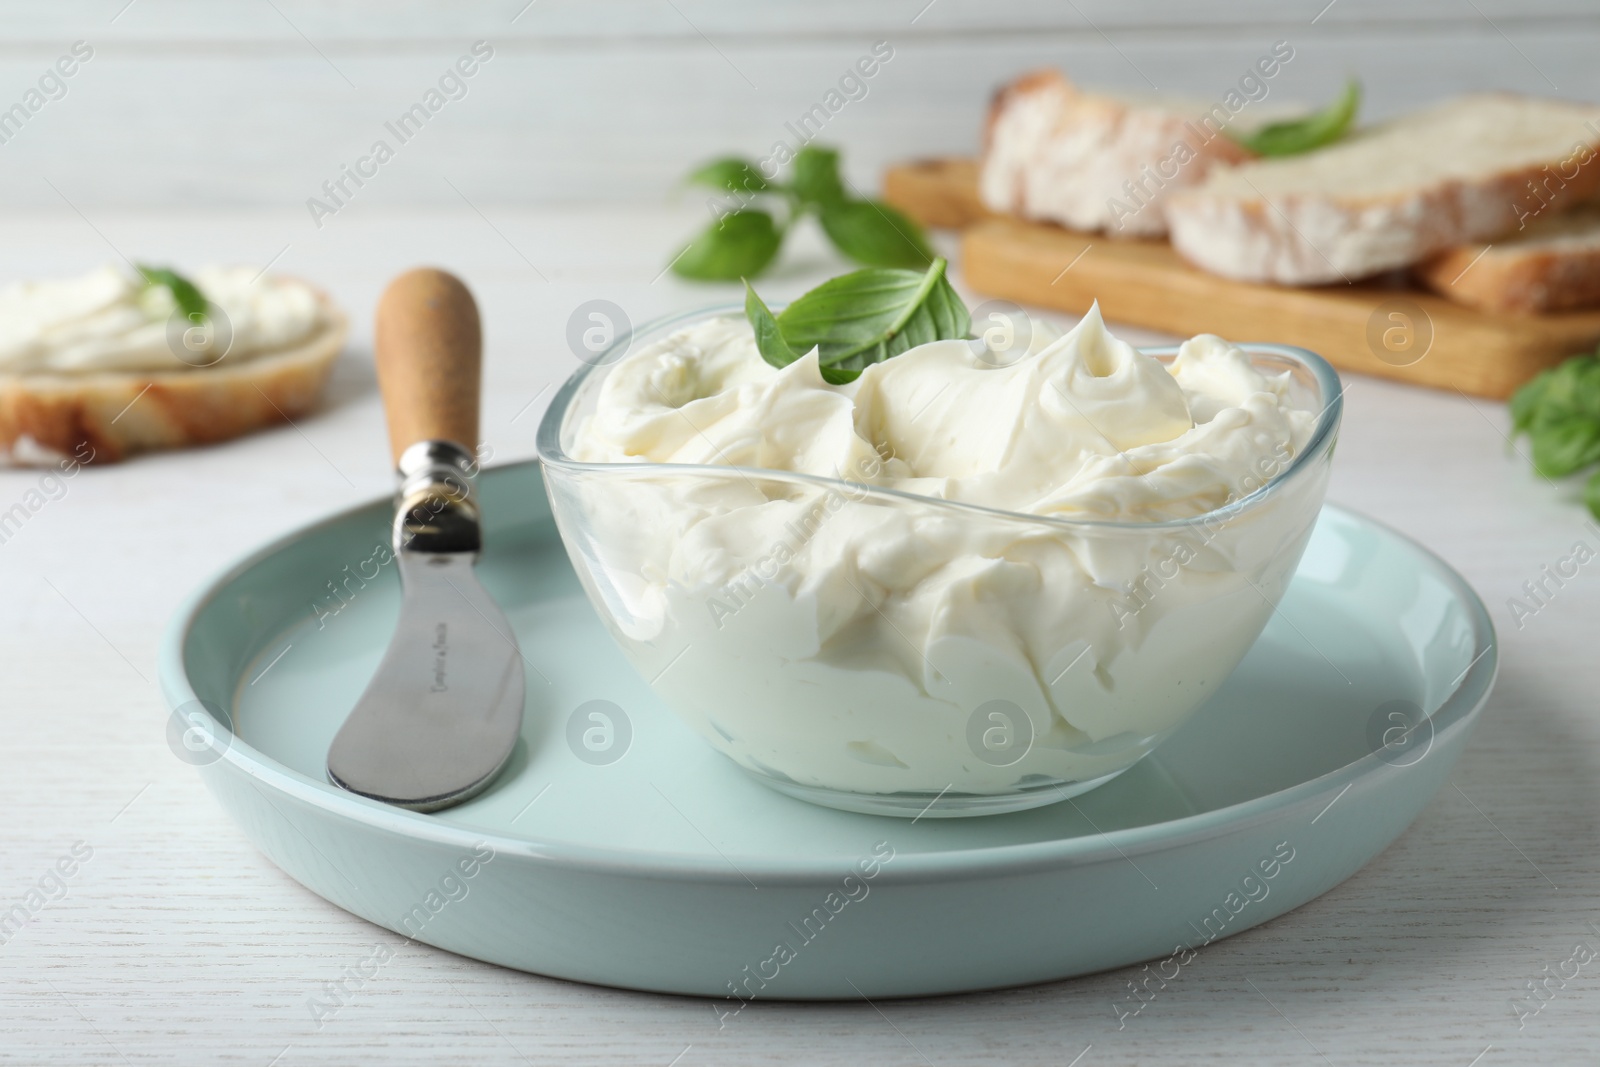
[159, 460, 1498, 886]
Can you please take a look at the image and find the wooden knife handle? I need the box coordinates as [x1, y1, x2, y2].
[374, 268, 481, 465]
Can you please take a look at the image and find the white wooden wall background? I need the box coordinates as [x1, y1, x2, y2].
[0, 1, 1596, 210]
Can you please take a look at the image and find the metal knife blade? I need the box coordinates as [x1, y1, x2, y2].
[327, 550, 525, 811]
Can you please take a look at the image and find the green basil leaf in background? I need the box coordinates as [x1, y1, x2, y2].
[1531, 417, 1600, 479]
[670, 210, 784, 281]
[1510, 365, 1555, 438]
[764, 257, 970, 385]
[744, 280, 801, 370]
[136, 263, 208, 321]
[1542, 353, 1600, 425]
[1512, 353, 1600, 477]
[1586, 469, 1600, 521]
[819, 199, 935, 269]
[684, 157, 770, 195]
[790, 145, 848, 208]
[1232, 79, 1361, 157]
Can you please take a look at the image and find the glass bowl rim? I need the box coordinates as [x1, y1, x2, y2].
[535, 303, 1343, 533]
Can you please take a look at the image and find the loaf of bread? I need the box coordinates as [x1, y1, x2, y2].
[1416, 204, 1600, 314]
[979, 70, 1259, 237]
[1165, 94, 1600, 285]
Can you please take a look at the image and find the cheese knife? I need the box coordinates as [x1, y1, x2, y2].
[326, 268, 524, 812]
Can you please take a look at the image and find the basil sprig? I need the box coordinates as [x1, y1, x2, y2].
[671, 211, 784, 281]
[744, 257, 970, 384]
[1231, 79, 1361, 157]
[136, 263, 208, 321]
[672, 145, 935, 282]
[1512, 349, 1600, 517]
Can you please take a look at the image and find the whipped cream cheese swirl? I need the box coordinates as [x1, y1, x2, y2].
[563, 305, 1324, 796]
[576, 304, 1312, 520]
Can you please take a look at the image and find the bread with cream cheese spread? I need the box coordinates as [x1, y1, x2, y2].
[0, 280, 345, 463]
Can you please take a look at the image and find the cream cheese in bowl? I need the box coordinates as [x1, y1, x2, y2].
[539, 302, 1339, 816]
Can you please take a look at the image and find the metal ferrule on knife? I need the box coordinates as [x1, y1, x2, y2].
[394, 439, 481, 556]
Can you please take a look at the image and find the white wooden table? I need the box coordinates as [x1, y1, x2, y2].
[1, 206, 1596, 1066]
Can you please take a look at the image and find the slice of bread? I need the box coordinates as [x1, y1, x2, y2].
[1165, 93, 1600, 285]
[0, 287, 346, 463]
[980, 70, 1259, 237]
[1416, 204, 1600, 314]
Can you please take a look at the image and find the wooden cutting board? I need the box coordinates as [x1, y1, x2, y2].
[884, 158, 1600, 399]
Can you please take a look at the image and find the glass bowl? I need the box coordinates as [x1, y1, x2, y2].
[536, 307, 1342, 818]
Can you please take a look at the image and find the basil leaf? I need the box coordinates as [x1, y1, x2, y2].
[791, 145, 847, 208]
[1532, 417, 1600, 479]
[671, 210, 783, 281]
[819, 200, 935, 269]
[1513, 353, 1600, 477]
[1545, 354, 1600, 423]
[745, 258, 969, 384]
[670, 144, 938, 282]
[744, 280, 800, 369]
[136, 263, 208, 321]
[685, 157, 769, 195]
[1510, 365, 1555, 438]
[1512, 349, 1600, 505]
[1232, 80, 1361, 157]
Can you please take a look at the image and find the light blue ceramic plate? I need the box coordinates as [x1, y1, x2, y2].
[159, 460, 1495, 1000]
